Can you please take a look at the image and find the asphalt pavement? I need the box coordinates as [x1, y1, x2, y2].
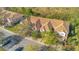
[0, 27, 46, 51]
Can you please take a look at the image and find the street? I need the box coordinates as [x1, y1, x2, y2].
[0, 27, 46, 51]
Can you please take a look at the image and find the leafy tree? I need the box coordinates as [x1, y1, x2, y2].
[23, 44, 39, 51]
[31, 30, 41, 39]
[74, 45, 79, 51]
[69, 23, 75, 36]
[41, 31, 58, 45]
[63, 45, 75, 51]
[21, 8, 33, 16]
[67, 38, 78, 46]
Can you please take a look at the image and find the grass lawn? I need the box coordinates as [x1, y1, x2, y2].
[6, 22, 28, 37]
[6, 24, 21, 33]
[0, 48, 5, 51]
[6, 23, 26, 32]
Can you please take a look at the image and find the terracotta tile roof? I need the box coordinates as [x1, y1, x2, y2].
[30, 16, 49, 24]
[0, 10, 23, 19]
[28, 16, 69, 40]
[50, 19, 65, 32]
[29, 16, 69, 32]
[30, 16, 50, 31]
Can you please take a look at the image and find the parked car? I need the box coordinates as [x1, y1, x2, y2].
[15, 47, 24, 51]
[2, 35, 23, 49]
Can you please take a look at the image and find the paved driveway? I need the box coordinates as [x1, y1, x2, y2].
[0, 27, 15, 38]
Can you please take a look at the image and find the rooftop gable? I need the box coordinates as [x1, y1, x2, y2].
[29, 16, 69, 33]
